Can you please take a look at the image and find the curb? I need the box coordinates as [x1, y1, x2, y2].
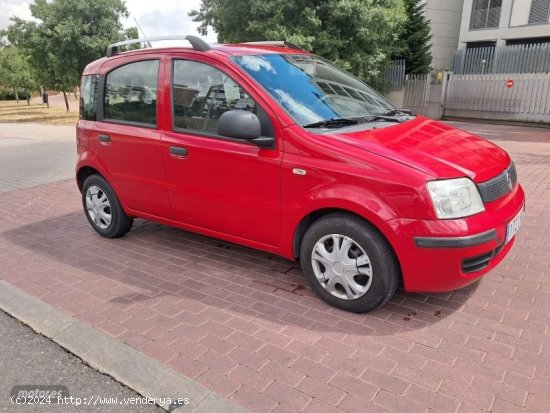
[0, 281, 248, 413]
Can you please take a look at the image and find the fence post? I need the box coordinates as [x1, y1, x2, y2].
[441, 71, 452, 119]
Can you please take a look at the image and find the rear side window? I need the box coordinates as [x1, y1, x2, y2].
[172, 59, 258, 134]
[104, 60, 159, 126]
[80, 75, 98, 120]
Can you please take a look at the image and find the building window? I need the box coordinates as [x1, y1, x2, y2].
[529, 0, 550, 24]
[471, 0, 502, 30]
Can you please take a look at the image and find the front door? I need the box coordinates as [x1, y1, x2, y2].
[161, 58, 282, 247]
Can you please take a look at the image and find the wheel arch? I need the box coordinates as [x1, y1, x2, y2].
[76, 166, 103, 192]
[292, 208, 344, 259]
[291, 207, 402, 284]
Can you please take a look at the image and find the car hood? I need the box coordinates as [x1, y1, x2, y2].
[327, 116, 510, 182]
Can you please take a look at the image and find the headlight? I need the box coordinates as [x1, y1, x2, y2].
[426, 178, 485, 219]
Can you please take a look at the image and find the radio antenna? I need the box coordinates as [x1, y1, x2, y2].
[133, 17, 152, 48]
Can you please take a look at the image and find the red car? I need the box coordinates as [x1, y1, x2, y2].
[76, 36, 525, 313]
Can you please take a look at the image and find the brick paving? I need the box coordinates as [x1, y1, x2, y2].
[1, 122, 549, 412]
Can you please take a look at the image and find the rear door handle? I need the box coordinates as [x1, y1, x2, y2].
[169, 146, 188, 157]
[98, 134, 111, 143]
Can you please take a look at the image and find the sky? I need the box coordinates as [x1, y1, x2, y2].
[0, 0, 218, 43]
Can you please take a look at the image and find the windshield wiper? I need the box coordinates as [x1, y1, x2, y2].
[364, 115, 403, 123]
[303, 118, 360, 128]
[304, 115, 405, 128]
[379, 108, 413, 116]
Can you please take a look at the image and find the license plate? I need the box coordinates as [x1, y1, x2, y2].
[505, 207, 525, 244]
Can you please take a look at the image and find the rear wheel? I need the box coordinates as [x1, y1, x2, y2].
[300, 213, 399, 313]
[82, 174, 133, 238]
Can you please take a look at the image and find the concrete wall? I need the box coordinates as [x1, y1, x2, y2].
[459, 0, 550, 47]
[425, 81, 445, 120]
[386, 90, 405, 109]
[424, 0, 465, 70]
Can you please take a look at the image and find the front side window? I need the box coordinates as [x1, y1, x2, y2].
[104, 60, 159, 125]
[80, 75, 98, 120]
[471, 0, 502, 29]
[232, 54, 394, 127]
[172, 60, 258, 134]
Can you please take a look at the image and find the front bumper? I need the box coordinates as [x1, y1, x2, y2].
[386, 184, 525, 292]
[413, 229, 497, 249]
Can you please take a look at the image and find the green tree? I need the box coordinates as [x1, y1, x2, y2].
[0, 45, 39, 104]
[190, 0, 407, 83]
[393, 0, 432, 74]
[3, 0, 136, 111]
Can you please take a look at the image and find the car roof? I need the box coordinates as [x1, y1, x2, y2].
[214, 43, 311, 55]
[82, 42, 311, 75]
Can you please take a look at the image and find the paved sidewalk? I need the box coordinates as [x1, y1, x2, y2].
[1, 122, 549, 412]
[0, 123, 75, 192]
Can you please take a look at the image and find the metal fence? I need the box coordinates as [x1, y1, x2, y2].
[451, 43, 550, 75]
[380, 59, 406, 91]
[443, 73, 550, 123]
[403, 73, 431, 115]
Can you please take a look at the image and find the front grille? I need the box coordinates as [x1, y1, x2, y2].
[477, 162, 517, 203]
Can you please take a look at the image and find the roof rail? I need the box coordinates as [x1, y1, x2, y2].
[241, 41, 303, 51]
[106, 35, 211, 57]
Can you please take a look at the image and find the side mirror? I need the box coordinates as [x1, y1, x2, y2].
[218, 109, 274, 147]
[218, 110, 275, 148]
[218, 110, 261, 141]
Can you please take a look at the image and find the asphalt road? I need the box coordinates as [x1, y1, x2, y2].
[0, 310, 163, 412]
[0, 123, 76, 193]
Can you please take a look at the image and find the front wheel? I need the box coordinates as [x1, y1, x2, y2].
[82, 174, 133, 238]
[300, 213, 399, 313]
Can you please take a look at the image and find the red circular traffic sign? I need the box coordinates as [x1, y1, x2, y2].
[506, 80, 514, 88]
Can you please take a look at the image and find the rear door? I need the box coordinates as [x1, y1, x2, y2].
[161, 56, 282, 247]
[92, 55, 170, 218]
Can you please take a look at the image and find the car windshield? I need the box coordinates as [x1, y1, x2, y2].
[232, 54, 395, 127]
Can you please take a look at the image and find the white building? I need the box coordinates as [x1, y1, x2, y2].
[420, 0, 550, 70]
[424, 0, 465, 70]
[458, 0, 550, 47]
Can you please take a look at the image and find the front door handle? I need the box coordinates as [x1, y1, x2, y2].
[98, 134, 111, 143]
[169, 146, 188, 157]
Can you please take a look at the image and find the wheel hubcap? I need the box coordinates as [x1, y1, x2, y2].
[311, 234, 373, 300]
[85, 185, 112, 230]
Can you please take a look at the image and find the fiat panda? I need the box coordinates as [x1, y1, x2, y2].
[76, 36, 525, 312]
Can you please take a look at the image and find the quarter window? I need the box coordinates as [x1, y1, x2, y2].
[80, 75, 98, 121]
[172, 60, 261, 135]
[104, 60, 159, 125]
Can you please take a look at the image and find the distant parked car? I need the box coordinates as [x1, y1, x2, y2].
[76, 36, 525, 313]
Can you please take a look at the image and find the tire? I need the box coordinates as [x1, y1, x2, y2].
[299, 213, 399, 313]
[82, 174, 133, 238]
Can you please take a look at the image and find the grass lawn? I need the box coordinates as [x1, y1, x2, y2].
[0, 100, 78, 125]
